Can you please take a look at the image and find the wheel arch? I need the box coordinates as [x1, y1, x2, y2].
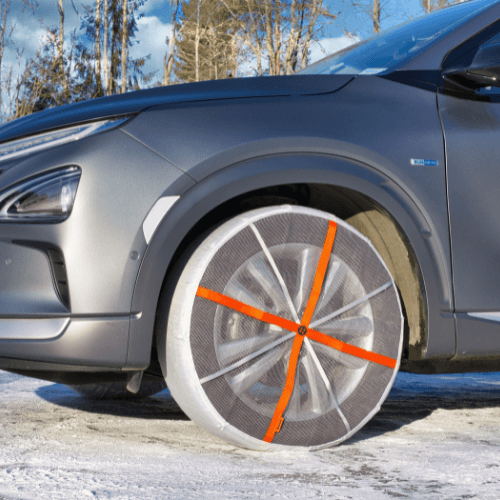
[127, 154, 454, 372]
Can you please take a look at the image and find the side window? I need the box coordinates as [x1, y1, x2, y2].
[480, 31, 500, 47]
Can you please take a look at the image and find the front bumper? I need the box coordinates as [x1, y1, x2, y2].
[0, 315, 131, 368]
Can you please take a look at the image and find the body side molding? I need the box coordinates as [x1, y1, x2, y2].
[468, 312, 500, 322]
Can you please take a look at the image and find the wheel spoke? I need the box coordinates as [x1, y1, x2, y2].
[218, 334, 284, 367]
[200, 331, 296, 385]
[246, 257, 289, 313]
[294, 247, 321, 314]
[309, 281, 393, 329]
[229, 344, 290, 394]
[286, 373, 302, 417]
[319, 315, 374, 340]
[312, 341, 368, 370]
[303, 338, 350, 431]
[225, 281, 266, 310]
[250, 223, 300, 323]
[301, 349, 328, 414]
[314, 261, 347, 317]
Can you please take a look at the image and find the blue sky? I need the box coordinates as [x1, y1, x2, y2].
[2, 0, 439, 90]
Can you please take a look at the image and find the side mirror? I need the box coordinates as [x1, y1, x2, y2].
[443, 43, 500, 91]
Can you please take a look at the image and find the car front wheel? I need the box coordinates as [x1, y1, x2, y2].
[162, 205, 403, 450]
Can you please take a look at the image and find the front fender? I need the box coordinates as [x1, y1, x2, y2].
[126, 154, 454, 368]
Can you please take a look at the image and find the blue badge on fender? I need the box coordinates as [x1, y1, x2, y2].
[411, 159, 438, 166]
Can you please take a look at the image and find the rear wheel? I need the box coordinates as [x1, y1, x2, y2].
[163, 205, 403, 450]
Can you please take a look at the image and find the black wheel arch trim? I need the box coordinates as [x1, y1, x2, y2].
[126, 153, 455, 369]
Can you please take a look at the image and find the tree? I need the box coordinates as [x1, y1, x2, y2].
[104, 0, 109, 93]
[351, 0, 388, 34]
[95, 0, 103, 94]
[163, 0, 181, 85]
[57, 0, 67, 93]
[175, 0, 237, 82]
[0, 0, 38, 120]
[121, 0, 128, 92]
[80, 0, 151, 95]
[0, 0, 12, 116]
[220, 0, 339, 75]
[420, 0, 463, 14]
[14, 30, 69, 118]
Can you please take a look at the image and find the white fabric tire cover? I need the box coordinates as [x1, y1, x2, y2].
[166, 205, 403, 450]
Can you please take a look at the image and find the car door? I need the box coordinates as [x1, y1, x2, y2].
[438, 22, 500, 358]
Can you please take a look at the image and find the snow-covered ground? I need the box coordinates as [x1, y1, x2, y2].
[1, 369, 499, 499]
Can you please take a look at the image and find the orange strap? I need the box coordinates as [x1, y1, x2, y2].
[197, 286, 397, 370]
[306, 328, 397, 369]
[262, 334, 305, 443]
[196, 287, 299, 333]
[301, 221, 338, 327]
[263, 220, 337, 441]
[196, 219, 396, 444]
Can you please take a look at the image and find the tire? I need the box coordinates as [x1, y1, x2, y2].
[163, 205, 403, 450]
[67, 380, 167, 400]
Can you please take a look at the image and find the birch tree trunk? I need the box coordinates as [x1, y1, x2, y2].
[0, 0, 11, 117]
[244, 0, 263, 76]
[163, 0, 180, 86]
[264, 0, 276, 75]
[274, 0, 280, 74]
[121, 0, 128, 93]
[421, 0, 431, 13]
[103, 0, 110, 94]
[299, 0, 324, 69]
[372, 0, 380, 33]
[283, 0, 299, 74]
[194, 0, 202, 82]
[57, 0, 67, 93]
[95, 0, 102, 95]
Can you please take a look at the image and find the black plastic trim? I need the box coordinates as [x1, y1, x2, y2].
[11, 240, 71, 309]
[380, 70, 440, 92]
[439, 20, 500, 101]
[401, 357, 500, 374]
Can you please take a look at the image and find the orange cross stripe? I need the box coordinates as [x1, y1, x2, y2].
[301, 220, 338, 327]
[306, 328, 397, 370]
[263, 219, 338, 442]
[262, 334, 305, 443]
[195, 287, 397, 370]
[196, 286, 299, 333]
[195, 219, 397, 444]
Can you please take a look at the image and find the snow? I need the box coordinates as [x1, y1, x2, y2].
[1, 369, 499, 499]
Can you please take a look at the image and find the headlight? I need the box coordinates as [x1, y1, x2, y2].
[0, 117, 129, 163]
[0, 167, 81, 222]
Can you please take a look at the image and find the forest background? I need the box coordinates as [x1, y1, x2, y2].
[0, 0, 466, 122]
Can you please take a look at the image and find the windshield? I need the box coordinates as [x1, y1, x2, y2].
[299, 0, 498, 76]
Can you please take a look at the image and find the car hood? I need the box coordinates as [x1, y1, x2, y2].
[0, 75, 354, 144]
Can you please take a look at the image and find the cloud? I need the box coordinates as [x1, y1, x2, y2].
[141, 0, 171, 15]
[11, 24, 48, 54]
[308, 35, 361, 65]
[129, 16, 173, 82]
